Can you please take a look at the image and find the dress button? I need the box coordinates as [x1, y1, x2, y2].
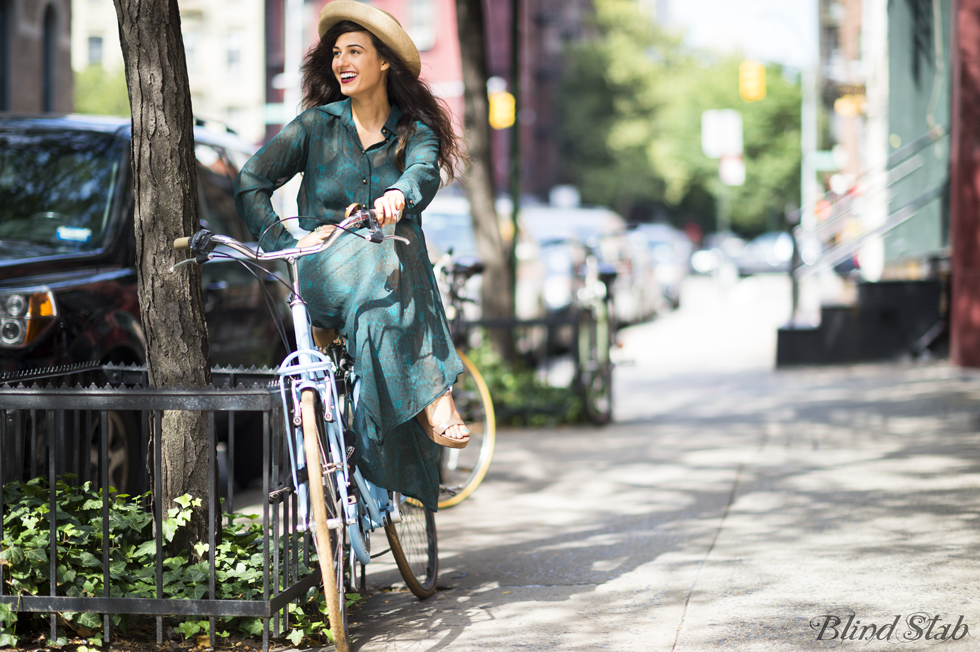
[362, 179, 367, 184]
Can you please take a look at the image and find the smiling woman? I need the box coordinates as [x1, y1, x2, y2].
[234, 0, 470, 514]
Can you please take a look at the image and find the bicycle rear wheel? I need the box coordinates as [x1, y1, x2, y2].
[384, 494, 438, 599]
[301, 390, 349, 651]
[437, 350, 496, 508]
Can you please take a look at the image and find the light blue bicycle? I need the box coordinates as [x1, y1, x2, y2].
[174, 205, 438, 652]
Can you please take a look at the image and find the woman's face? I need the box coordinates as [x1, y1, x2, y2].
[332, 31, 389, 100]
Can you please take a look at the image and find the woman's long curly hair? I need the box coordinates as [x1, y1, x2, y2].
[301, 20, 463, 182]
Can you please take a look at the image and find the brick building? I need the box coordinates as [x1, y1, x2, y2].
[0, 0, 73, 113]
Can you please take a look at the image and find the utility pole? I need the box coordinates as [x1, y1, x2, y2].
[509, 0, 521, 301]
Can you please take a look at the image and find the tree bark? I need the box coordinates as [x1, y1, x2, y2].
[113, 0, 211, 552]
[455, 0, 516, 359]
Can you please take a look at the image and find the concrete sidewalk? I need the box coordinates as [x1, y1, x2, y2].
[326, 277, 980, 651]
[344, 361, 980, 651]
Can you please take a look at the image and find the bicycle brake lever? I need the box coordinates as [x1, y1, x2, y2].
[383, 235, 410, 245]
[169, 256, 208, 273]
[363, 211, 386, 243]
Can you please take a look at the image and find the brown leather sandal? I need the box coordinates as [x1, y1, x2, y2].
[416, 390, 470, 449]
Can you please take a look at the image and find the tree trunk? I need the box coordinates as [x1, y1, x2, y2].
[113, 0, 211, 553]
[455, 0, 516, 360]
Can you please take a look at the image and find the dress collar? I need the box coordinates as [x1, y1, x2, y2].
[323, 99, 402, 142]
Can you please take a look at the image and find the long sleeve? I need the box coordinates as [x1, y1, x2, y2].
[385, 122, 441, 216]
[234, 113, 312, 252]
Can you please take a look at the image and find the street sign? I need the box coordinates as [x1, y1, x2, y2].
[701, 109, 743, 159]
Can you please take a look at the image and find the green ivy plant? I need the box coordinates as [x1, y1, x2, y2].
[0, 476, 361, 648]
[466, 339, 584, 427]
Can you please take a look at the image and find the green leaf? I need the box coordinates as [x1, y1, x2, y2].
[239, 618, 264, 637]
[77, 551, 102, 568]
[0, 632, 18, 648]
[0, 602, 16, 625]
[77, 611, 103, 630]
[162, 556, 186, 570]
[176, 620, 202, 640]
[133, 540, 157, 559]
[286, 628, 305, 646]
[161, 518, 178, 542]
[56, 565, 77, 584]
[25, 547, 47, 565]
[0, 546, 25, 565]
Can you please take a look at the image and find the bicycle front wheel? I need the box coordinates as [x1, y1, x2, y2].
[578, 304, 613, 424]
[384, 494, 438, 599]
[437, 350, 496, 508]
[301, 390, 349, 651]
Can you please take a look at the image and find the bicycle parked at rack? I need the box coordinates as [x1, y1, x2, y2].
[173, 205, 437, 652]
[575, 251, 617, 424]
[432, 253, 496, 509]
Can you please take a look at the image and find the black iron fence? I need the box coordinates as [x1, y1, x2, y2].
[0, 367, 315, 651]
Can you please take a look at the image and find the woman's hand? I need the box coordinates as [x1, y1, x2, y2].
[296, 224, 335, 248]
[374, 189, 406, 227]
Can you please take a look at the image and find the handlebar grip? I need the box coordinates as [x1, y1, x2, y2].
[174, 237, 191, 251]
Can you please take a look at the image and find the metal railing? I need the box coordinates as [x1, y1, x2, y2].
[793, 125, 950, 281]
[0, 367, 314, 651]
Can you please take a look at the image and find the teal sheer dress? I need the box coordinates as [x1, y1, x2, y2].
[234, 99, 463, 511]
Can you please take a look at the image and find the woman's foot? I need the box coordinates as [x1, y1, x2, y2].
[416, 390, 470, 449]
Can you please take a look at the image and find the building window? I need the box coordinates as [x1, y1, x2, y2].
[226, 31, 243, 77]
[407, 0, 435, 52]
[87, 36, 104, 67]
[43, 4, 57, 112]
[0, 0, 10, 111]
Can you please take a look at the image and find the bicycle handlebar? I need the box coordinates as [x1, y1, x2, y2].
[170, 205, 408, 270]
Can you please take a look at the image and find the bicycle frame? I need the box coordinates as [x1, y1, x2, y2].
[275, 238, 399, 567]
[173, 212, 405, 566]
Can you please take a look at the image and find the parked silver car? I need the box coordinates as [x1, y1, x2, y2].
[634, 224, 693, 309]
[521, 205, 660, 324]
[735, 231, 794, 275]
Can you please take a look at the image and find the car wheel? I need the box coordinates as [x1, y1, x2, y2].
[89, 410, 143, 494]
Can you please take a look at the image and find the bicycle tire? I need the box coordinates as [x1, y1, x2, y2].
[437, 350, 496, 509]
[384, 494, 438, 599]
[578, 305, 613, 424]
[301, 390, 349, 652]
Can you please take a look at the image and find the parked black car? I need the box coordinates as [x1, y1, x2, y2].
[0, 114, 287, 491]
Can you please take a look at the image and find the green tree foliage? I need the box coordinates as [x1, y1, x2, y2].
[558, 0, 802, 235]
[73, 66, 131, 117]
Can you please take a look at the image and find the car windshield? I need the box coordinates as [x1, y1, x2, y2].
[0, 129, 125, 253]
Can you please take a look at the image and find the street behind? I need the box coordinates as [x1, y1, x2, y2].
[346, 274, 980, 651]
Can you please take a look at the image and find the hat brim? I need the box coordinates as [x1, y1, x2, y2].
[317, 0, 422, 79]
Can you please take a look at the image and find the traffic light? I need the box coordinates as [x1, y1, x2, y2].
[489, 91, 515, 129]
[739, 60, 766, 102]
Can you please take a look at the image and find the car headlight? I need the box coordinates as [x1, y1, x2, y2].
[0, 289, 57, 348]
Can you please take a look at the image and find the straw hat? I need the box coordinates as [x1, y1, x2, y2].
[317, 0, 422, 79]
